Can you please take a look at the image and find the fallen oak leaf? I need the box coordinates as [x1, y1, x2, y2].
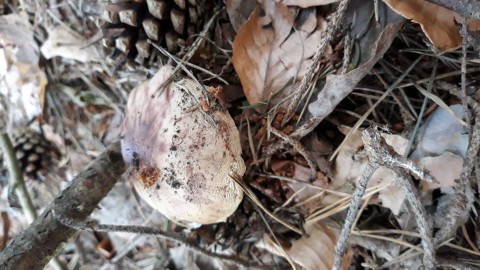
[383, 0, 480, 51]
[232, 0, 326, 109]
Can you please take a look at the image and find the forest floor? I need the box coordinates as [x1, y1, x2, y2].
[1, 0, 480, 270]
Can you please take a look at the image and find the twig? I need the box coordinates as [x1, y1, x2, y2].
[460, 16, 471, 134]
[332, 162, 379, 270]
[268, 127, 317, 179]
[282, 0, 351, 125]
[0, 133, 36, 223]
[333, 127, 439, 269]
[0, 144, 126, 270]
[341, 33, 352, 75]
[360, 127, 436, 269]
[434, 116, 479, 244]
[0, 132, 68, 270]
[265, 22, 403, 160]
[434, 82, 479, 244]
[53, 213, 270, 269]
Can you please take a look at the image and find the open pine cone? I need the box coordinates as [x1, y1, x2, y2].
[99, 0, 214, 69]
[9, 129, 61, 182]
[0, 129, 62, 208]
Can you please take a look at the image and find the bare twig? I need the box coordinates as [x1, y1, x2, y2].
[434, 82, 479, 244]
[282, 0, 351, 125]
[265, 23, 403, 160]
[341, 33, 352, 75]
[460, 19, 471, 134]
[360, 127, 436, 269]
[0, 144, 126, 270]
[434, 116, 479, 244]
[334, 127, 438, 269]
[268, 127, 317, 179]
[332, 162, 379, 270]
[53, 213, 270, 270]
[0, 133, 67, 270]
[0, 133, 36, 223]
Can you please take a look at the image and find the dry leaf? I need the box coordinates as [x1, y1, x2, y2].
[417, 152, 463, 190]
[257, 222, 339, 270]
[0, 14, 46, 127]
[41, 26, 101, 62]
[279, 0, 340, 8]
[383, 0, 480, 51]
[232, 0, 326, 108]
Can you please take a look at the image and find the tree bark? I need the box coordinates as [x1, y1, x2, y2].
[0, 143, 126, 269]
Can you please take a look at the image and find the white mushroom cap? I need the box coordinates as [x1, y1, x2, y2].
[121, 65, 245, 225]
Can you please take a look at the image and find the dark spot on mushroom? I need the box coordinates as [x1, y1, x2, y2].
[171, 180, 182, 189]
[170, 145, 177, 151]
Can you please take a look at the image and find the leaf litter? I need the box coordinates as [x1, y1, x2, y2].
[1, 0, 480, 269]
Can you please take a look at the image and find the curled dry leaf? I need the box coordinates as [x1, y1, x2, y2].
[383, 0, 480, 51]
[121, 65, 245, 226]
[232, 0, 326, 108]
[41, 26, 101, 62]
[0, 14, 46, 127]
[257, 222, 339, 270]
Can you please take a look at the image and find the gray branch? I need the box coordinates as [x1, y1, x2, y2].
[0, 143, 126, 270]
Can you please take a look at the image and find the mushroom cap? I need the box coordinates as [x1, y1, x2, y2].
[121, 65, 245, 225]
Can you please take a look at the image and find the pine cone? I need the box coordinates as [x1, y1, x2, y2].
[8, 129, 60, 182]
[0, 129, 62, 209]
[99, 0, 214, 69]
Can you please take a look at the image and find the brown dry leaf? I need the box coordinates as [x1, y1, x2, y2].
[383, 0, 480, 51]
[257, 222, 339, 270]
[279, 0, 340, 8]
[41, 26, 101, 62]
[232, 0, 326, 108]
[0, 14, 47, 127]
[417, 151, 463, 190]
[333, 127, 409, 215]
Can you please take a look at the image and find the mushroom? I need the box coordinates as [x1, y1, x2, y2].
[121, 65, 245, 226]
